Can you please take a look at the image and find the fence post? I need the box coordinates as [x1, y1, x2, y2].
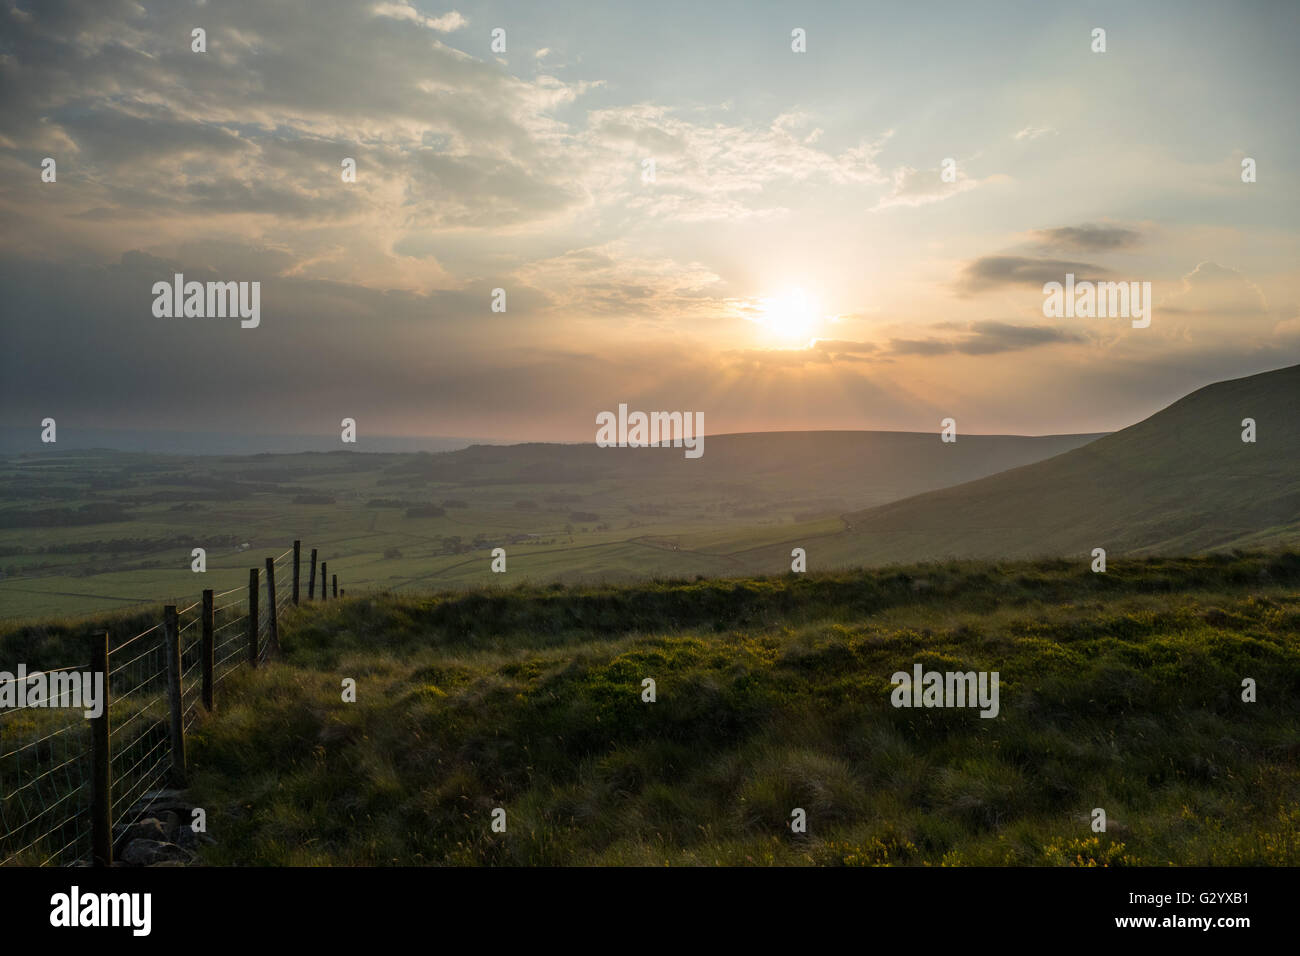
[265, 557, 279, 655]
[320, 562, 327, 603]
[248, 568, 259, 667]
[308, 548, 318, 599]
[90, 630, 112, 867]
[332, 574, 338, 599]
[292, 540, 301, 605]
[201, 588, 214, 711]
[163, 606, 186, 786]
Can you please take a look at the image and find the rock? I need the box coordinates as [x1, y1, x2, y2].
[121, 839, 194, 866]
[121, 817, 169, 842]
[157, 810, 182, 841]
[128, 789, 191, 816]
[174, 824, 213, 849]
[115, 817, 169, 856]
[111, 790, 204, 864]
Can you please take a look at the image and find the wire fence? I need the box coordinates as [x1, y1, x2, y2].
[0, 667, 93, 867]
[0, 541, 338, 867]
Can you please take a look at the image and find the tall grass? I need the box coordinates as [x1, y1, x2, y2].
[15, 552, 1300, 866]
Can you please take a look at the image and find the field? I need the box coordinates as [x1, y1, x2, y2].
[167, 552, 1300, 866]
[0, 431, 1098, 621]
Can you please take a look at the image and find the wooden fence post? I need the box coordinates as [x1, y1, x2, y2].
[90, 630, 111, 867]
[248, 568, 259, 667]
[320, 562, 327, 603]
[292, 540, 301, 605]
[332, 574, 338, 598]
[308, 548, 318, 599]
[163, 606, 186, 786]
[201, 588, 214, 711]
[265, 557, 279, 655]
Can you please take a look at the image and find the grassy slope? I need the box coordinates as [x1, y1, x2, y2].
[182, 552, 1300, 866]
[819, 364, 1300, 566]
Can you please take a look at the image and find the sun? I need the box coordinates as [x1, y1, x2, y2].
[756, 287, 823, 346]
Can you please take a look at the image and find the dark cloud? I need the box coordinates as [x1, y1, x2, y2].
[957, 256, 1111, 292]
[0, 0, 591, 240]
[888, 321, 1088, 356]
[1030, 224, 1143, 252]
[0, 248, 550, 432]
[49, 107, 248, 167]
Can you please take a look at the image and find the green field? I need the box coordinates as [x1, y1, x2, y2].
[171, 552, 1300, 865]
[0, 430, 1097, 621]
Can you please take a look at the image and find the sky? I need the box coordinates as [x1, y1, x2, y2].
[1, 0, 1297, 444]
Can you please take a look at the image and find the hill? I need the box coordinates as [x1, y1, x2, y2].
[391, 429, 1104, 505]
[0, 430, 1100, 620]
[816, 364, 1300, 565]
[174, 552, 1300, 865]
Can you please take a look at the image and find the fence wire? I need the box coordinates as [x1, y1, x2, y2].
[1, 547, 313, 867]
[0, 673, 92, 866]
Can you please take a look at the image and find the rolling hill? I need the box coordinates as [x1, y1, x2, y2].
[390, 429, 1105, 510]
[813, 363, 1300, 565]
[0, 430, 1101, 619]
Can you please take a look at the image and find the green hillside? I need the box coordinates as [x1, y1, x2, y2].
[816, 364, 1300, 566]
[175, 552, 1300, 866]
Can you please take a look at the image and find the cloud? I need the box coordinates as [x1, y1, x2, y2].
[0, 0, 899, 295]
[873, 163, 992, 210]
[582, 105, 890, 223]
[794, 324, 1087, 362]
[512, 243, 725, 320]
[0, 0, 597, 281]
[1162, 261, 1269, 318]
[1030, 224, 1143, 252]
[0, 249, 947, 437]
[811, 339, 878, 353]
[956, 256, 1111, 293]
[1013, 126, 1056, 141]
[887, 321, 1088, 356]
[370, 3, 467, 32]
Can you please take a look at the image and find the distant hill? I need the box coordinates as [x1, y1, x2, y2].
[0, 427, 483, 455]
[820, 364, 1300, 564]
[0, 429, 1103, 619]
[402, 430, 1106, 512]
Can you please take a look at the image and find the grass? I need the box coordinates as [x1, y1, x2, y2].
[172, 552, 1300, 866]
